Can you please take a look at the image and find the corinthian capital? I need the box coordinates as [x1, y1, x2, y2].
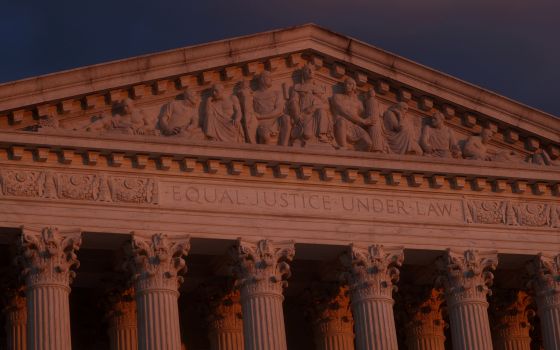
[527, 253, 560, 296]
[126, 233, 191, 292]
[437, 249, 498, 303]
[305, 283, 354, 335]
[491, 289, 535, 339]
[18, 226, 82, 288]
[340, 244, 404, 300]
[402, 287, 446, 339]
[231, 239, 295, 294]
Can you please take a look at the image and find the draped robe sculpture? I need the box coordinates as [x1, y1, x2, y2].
[158, 87, 204, 140]
[203, 84, 245, 143]
[383, 102, 423, 155]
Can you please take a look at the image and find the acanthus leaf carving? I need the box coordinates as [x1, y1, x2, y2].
[490, 289, 535, 340]
[197, 279, 243, 333]
[436, 249, 498, 306]
[400, 287, 447, 340]
[340, 244, 404, 302]
[304, 283, 354, 336]
[526, 253, 560, 310]
[230, 239, 295, 295]
[17, 226, 82, 288]
[125, 233, 191, 292]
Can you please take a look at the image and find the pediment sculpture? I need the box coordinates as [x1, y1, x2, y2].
[7, 57, 559, 168]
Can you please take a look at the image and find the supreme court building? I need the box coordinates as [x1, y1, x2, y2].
[0, 24, 559, 350]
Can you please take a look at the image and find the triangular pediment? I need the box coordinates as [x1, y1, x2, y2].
[0, 24, 558, 169]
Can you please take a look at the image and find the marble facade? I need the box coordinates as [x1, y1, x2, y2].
[0, 24, 559, 349]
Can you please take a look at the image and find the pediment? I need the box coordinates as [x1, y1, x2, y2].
[0, 24, 558, 171]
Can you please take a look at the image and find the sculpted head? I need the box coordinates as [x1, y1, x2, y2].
[211, 83, 225, 100]
[481, 128, 494, 143]
[122, 98, 136, 114]
[396, 101, 409, 112]
[302, 63, 315, 81]
[343, 78, 357, 94]
[431, 111, 445, 128]
[180, 87, 199, 105]
[258, 71, 273, 89]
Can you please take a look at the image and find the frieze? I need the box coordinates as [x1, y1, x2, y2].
[464, 199, 559, 227]
[0, 169, 158, 204]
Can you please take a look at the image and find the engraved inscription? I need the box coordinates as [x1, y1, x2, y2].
[159, 182, 464, 224]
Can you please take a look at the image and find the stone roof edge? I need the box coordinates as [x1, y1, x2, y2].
[0, 23, 558, 141]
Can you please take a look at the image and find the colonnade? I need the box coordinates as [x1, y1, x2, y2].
[2, 226, 560, 350]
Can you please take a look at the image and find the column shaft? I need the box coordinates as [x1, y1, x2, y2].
[241, 292, 286, 350]
[27, 285, 71, 350]
[107, 289, 138, 350]
[137, 290, 181, 350]
[18, 226, 82, 350]
[341, 244, 404, 350]
[437, 249, 497, 350]
[352, 298, 397, 350]
[5, 290, 27, 350]
[231, 239, 295, 350]
[125, 233, 190, 350]
[537, 300, 560, 350]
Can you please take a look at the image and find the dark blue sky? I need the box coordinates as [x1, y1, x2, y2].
[2, 0, 559, 116]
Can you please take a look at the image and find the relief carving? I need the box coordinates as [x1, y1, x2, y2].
[20, 59, 558, 167]
[0, 169, 158, 204]
[420, 111, 461, 158]
[203, 83, 245, 143]
[464, 199, 558, 227]
[288, 63, 333, 146]
[158, 87, 204, 139]
[383, 102, 423, 155]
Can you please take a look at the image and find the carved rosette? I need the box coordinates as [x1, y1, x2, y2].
[306, 284, 354, 343]
[126, 233, 191, 294]
[340, 244, 404, 303]
[403, 288, 446, 344]
[231, 239, 295, 296]
[527, 254, 560, 311]
[436, 249, 498, 307]
[490, 290, 534, 347]
[18, 226, 82, 288]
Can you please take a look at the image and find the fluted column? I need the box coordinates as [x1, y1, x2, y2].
[490, 290, 534, 350]
[307, 283, 354, 350]
[17, 226, 82, 350]
[106, 288, 138, 350]
[527, 253, 560, 350]
[4, 287, 27, 350]
[437, 249, 497, 350]
[231, 239, 295, 350]
[202, 281, 244, 350]
[125, 233, 190, 350]
[340, 244, 403, 350]
[403, 288, 446, 350]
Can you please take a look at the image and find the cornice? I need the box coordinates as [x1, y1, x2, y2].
[0, 23, 558, 143]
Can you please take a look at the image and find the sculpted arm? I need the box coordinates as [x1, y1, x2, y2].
[231, 95, 242, 126]
[419, 125, 432, 153]
[257, 91, 286, 120]
[385, 110, 401, 131]
[448, 128, 461, 157]
[332, 94, 367, 127]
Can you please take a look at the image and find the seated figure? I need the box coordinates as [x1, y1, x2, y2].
[420, 111, 461, 158]
[463, 128, 516, 161]
[158, 87, 204, 140]
[238, 72, 291, 145]
[331, 77, 373, 151]
[203, 83, 245, 143]
[288, 63, 333, 146]
[383, 102, 423, 155]
[83, 98, 156, 135]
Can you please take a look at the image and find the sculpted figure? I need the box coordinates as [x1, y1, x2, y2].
[83, 99, 156, 135]
[331, 78, 374, 151]
[383, 102, 423, 155]
[251, 71, 291, 145]
[158, 87, 204, 140]
[364, 89, 391, 153]
[203, 83, 245, 143]
[526, 149, 559, 166]
[420, 111, 461, 158]
[288, 63, 333, 146]
[463, 128, 516, 161]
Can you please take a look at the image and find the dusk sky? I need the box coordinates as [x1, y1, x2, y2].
[2, 0, 559, 116]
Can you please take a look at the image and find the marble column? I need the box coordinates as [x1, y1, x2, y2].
[403, 288, 446, 350]
[437, 249, 498, 350]
[231, 239, 295, 350]
[340, 244, 404, 350]
[490, 290, 534, 350]
[307, 283, 354, 350]
[106, 288, 138, 350]
[527, 253, 560, 350]
[18, 226, 82, 350]
[203, 283, 244, 350]
[3, 287, 27, 350]
[126, 233, 190, 350]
